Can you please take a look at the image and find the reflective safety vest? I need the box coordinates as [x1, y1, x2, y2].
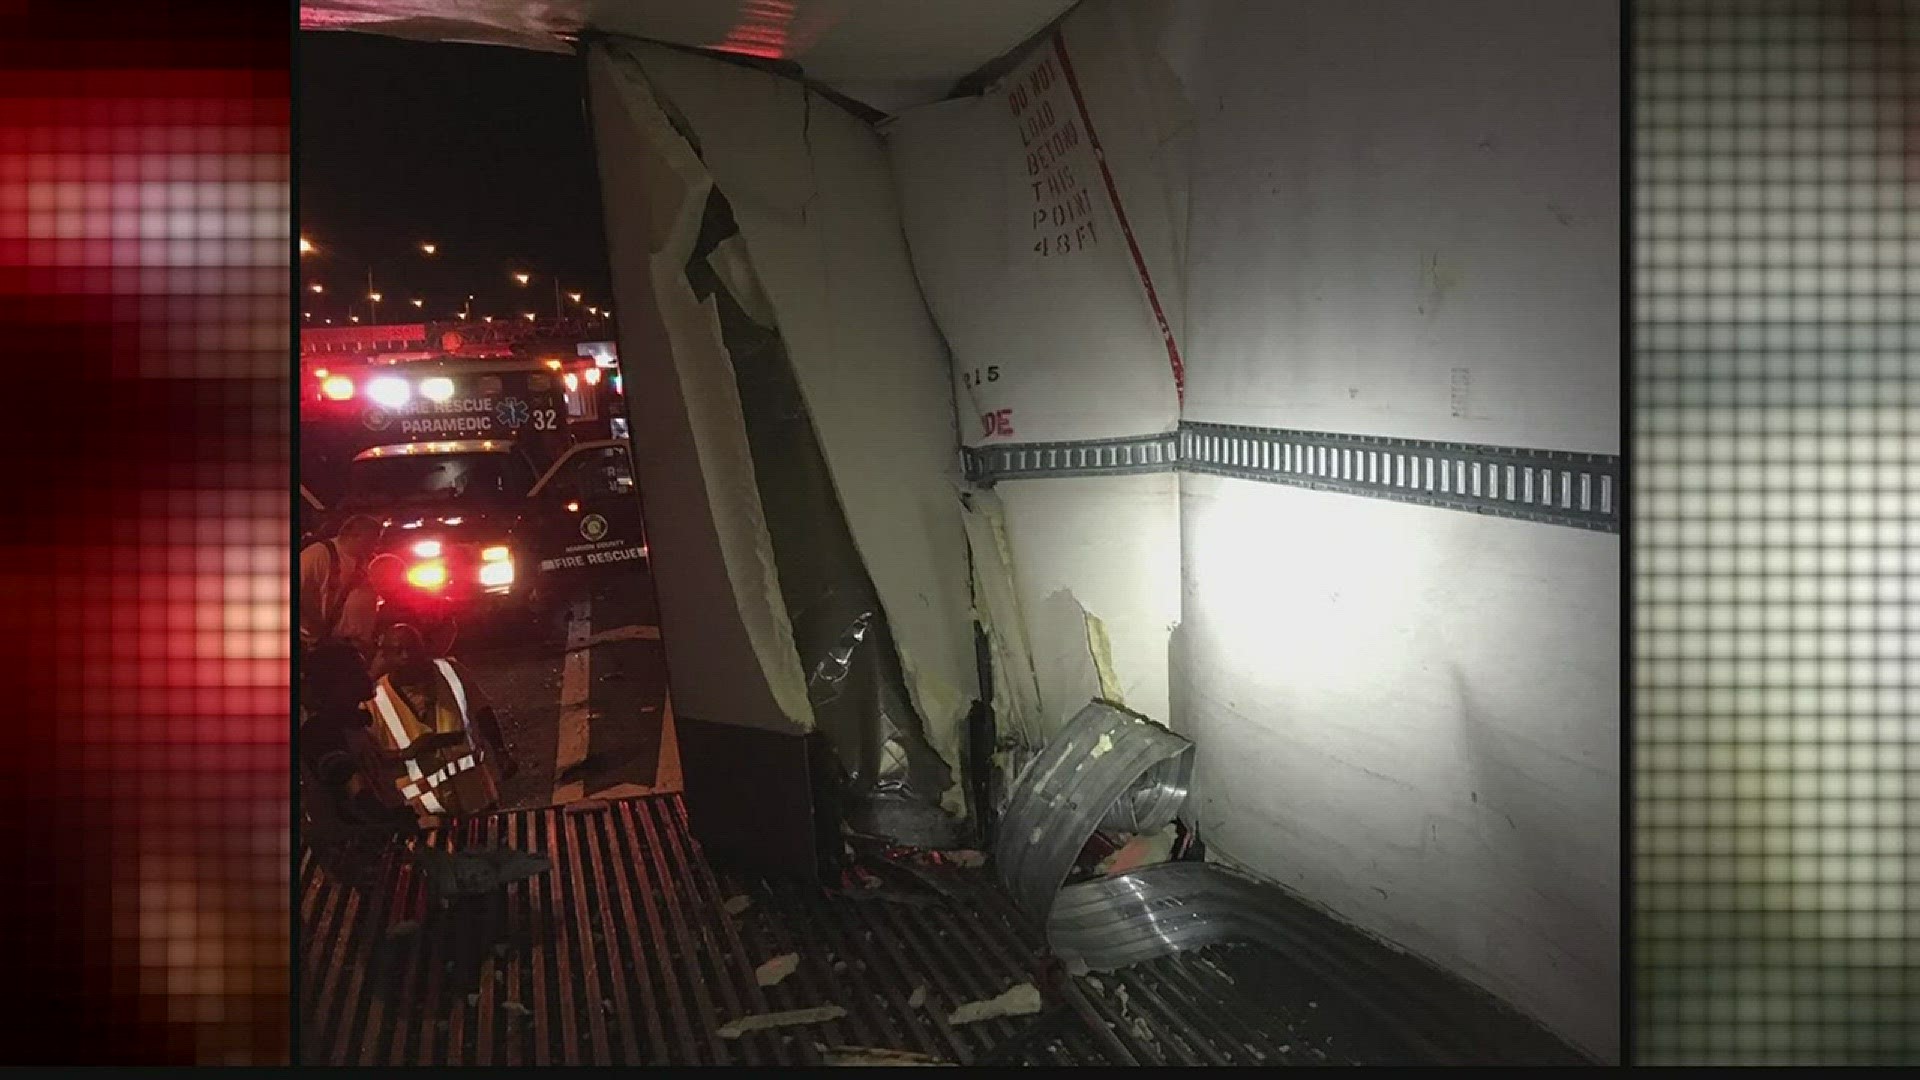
[365, 659, 499, 820]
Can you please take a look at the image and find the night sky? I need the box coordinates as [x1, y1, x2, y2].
[297, 33, 613, 326]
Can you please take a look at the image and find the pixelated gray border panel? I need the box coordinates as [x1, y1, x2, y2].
[963, 422, 1620, 533]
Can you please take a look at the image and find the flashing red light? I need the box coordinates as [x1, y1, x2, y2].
[405, 560, 448, 590]
[321, 375, 355, 401]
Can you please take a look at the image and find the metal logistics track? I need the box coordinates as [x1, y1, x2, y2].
[961, 421, 1621, 533]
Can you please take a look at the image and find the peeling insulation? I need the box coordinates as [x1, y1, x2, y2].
[595, 39, 978, 812]
[1082, 609, 1124, 707]
[956, 486, 1043, 747]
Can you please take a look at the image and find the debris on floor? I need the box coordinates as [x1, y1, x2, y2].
[301, 793, 1591, 1066]
[947, 982, 1042, 1026]
[817, 1045, 955, 1066]
[413, 844, 552, 899]
[593, 782, 661, 801]
[755, 952, 800, 987]
[716, 1004, 850, 1040]
[570, 624, 663, 650]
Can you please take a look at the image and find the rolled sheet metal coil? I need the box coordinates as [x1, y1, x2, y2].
[992, 700, 1194, 923]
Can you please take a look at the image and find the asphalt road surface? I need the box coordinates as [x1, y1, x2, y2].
[453, 566, 678, 810]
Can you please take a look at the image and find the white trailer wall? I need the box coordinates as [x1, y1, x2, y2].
[1180, 0, 1617, 1059]
[890, 0, 1619, 1060]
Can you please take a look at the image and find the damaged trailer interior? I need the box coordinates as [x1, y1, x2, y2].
[299, 0, 1620, 1064]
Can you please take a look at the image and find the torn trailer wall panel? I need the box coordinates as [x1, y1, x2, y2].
[588, 39, 979, 814]
[587, 46, 815, 738]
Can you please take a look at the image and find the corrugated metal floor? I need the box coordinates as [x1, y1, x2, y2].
[298, 795, 1115, 1065]
[297, 795, 1585, 1065]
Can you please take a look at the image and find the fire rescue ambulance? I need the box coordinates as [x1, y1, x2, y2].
[300, 322, 645, 629]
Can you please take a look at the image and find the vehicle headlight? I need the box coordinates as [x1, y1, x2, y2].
[366, 376, 411, 409]
[480, 545, 510, 562]
[478, 559, 515, 588]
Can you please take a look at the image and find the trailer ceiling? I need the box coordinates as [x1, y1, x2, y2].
[298, 0, 1077, 113]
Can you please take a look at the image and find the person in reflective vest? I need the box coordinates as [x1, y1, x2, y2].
[363, 623, 513, 821]
[300, 641, 419, 887]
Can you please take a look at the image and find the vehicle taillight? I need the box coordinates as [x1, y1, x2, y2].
[321, 375, 355, 401]
[405, 560, 448, 590]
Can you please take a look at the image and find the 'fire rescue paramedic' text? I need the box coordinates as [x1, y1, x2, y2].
[541, 545, 646, 572]
[402, 415, 491, 435]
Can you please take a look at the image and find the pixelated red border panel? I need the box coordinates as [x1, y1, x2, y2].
[0, 1, 291, 1066]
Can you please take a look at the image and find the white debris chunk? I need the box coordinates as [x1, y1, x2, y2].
[717, 1005, 849, 1040]
[906, 986, 927, 1009]
[946, 982, 1042, 1026]
[756, 952, 800, 987]
[724, 895, 753, 916]
[819, 1045, 954, 1066]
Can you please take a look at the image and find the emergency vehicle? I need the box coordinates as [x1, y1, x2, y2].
[300, 328, 645, 625]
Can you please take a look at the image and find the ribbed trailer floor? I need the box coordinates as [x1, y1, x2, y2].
[297, 794, 1586, 1065]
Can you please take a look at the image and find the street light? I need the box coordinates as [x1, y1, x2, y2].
[368, 290, 383, 324]
[411, 299, 424, 309]
[299, 237, 314, 255]
[523, 312, 537, 322]
[568, 292, 582, 303]
[512, 271, 531, 286]
[420, 242, 437, 255]
[310, 283, 324, 293]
